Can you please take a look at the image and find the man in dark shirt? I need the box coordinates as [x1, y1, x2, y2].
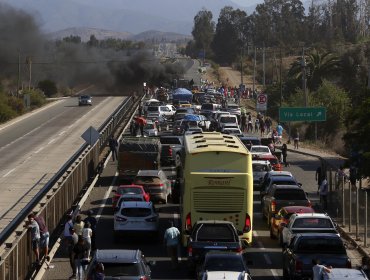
[35, 215, 50, 261]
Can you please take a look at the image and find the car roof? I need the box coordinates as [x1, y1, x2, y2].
[253, 160, 271, 165]
[292, 213, 330, 218]
[295, 233, 340, 238]
[325, 268, 368, 279]
[95, 249, 141, 263]
[272, 184, 302, 190]
[239, 136, 260, 140]
[268, 171, 293, 176]
[205, 251, 244, 258]
[271, 176, 296, 182]
[137, 170, 160, 176]
[281, 206, 314, 213]
[118, 185, 144, 189]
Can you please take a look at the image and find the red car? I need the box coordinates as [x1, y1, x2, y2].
[269, 206, 314, 240]
[112, 185, 150, 208]
[254, 154, 282, 171]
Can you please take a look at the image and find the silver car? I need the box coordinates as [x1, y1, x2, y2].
[134, 170, 171, 203]
[143, 120, 158, 137]
[78, 95, 92, 106]
[87, 249, 154, 279]
[114, 201, 159, 240]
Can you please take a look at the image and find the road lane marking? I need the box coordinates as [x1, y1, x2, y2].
[96, 171, 117, 222]
[2, 168, 15, 177]
[254, 231, 280, 280]
[48, 138, 57, 145]
[34, 147, 44, 153]
[58, 130, 66, 136]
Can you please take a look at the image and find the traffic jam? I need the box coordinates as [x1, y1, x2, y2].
[87, 84, 366, 280]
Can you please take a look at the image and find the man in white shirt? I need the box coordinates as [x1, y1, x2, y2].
[312, 259, 331, 280]
[163, 221, 180, 268]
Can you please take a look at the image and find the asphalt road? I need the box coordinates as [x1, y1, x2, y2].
[0, 89, 127, 232]
[42, 132, 362, 280]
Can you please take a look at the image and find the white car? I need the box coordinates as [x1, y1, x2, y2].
[218, 114, 239, 131]
[252, 160, 272, 188]
[222, 127, 242, 136]
[250, 145, 272, 156]
[114, 201, 159, 240]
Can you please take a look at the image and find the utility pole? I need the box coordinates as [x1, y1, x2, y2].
[262, 43, 266, 87]
[27, 56, 32, 90]
[241, 45, 244, 87]
[301, 48, 308, 107]
[368, 65, 370, 89]
[17, 50, 21, 96]
[280, 47, 283, 108]
[253, 47, 256, 95]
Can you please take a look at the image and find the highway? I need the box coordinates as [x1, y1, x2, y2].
[0, 88, 127, 232]
[42, 135, 362, 280]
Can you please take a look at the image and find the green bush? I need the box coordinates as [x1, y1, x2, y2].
[0, 102, 17, 122]
[37, 80, 58, 97]
[28, 90, 46, 108]
[7, 96, 25, 114]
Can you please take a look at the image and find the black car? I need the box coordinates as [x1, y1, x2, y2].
[239, 136, 261, 151]
[282, 233, 351, 279]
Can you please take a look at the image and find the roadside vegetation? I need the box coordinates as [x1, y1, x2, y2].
[184, 0, 370, 175]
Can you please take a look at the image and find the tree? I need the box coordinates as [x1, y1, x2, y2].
[344, 95, 370, 177]
[192, 9, 215, 61]
[211, 7, 247, 64]
[87, 35, 99, 47]
[288, 49, 341, 91]
[38, 80, 58, 97]
[62, 35, 81, 44]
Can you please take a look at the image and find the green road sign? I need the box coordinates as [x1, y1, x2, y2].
[279, 107, 326, 122]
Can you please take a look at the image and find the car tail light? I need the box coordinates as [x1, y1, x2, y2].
[295, 259, 303, 272]
[169, 147, 173, 156]
[243, 214, 251, 232]
[346, 258, 352, 268]
[188, 245, 193, 256]
[152, 183, 164, 187]
[115, 216, 127, 222]
[271, 201, 276, 213]
[235, 246, 243, 253]
[145, 216, 158, 222]
[186, 212, 192, 231]
[139, 277, 149, 280]
[307, 200, 312, 207]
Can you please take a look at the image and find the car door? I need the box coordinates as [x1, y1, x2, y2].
[262, 187, 273, 218]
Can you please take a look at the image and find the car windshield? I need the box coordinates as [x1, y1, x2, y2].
[272, 179, 296, 185]
[251, 147, 270, 153]
[121, 207, 151, 217]
[147, 106, 158, 112]
[121, 196, 144, 202]
[80, 95, 90, 100]
[160, 138, 181, 145]
[204, 256, 245, 272]
[135, 176, 161, 184]
[274, 189, 306, 200]
[220, 117, 236, 123]
[253, 164, 271, 172]
[103, 262, 140, 277]
[117, 187, 142, 195]
[201, 104, 214, 110]
[144, 124, 155, 129]
[195, 225, 236, 242]
[296, 238, 345, 254]
[293, 218, 333, 228]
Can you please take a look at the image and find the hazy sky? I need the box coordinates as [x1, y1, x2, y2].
[232, 0, 263, 6]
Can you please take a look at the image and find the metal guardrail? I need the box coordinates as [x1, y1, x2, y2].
[0, 95, 138, 279]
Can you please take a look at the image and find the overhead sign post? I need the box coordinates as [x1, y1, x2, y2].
[256, 93, 267, 111]
[279, 107, 326, 122]
[81, 126, 100, 146]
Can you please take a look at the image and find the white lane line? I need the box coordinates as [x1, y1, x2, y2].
[34, 147, 44, 154]
[254, 231, 280, 280]
[48, 138, 57, 145]
[2, 168, 15, 177]
[96, 171, 118, 221]
[58, 130, 66, 136]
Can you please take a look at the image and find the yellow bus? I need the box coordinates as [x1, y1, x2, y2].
[181, 132, 253, 246]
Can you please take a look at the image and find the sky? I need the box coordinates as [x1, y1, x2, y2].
[232, 0, 263, 6]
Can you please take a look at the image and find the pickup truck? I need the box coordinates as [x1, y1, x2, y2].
[282, 233, 351, 279]
[280, 213, 338, 247]
[159, 135, 183, 167]
[186, 220, 243, 271]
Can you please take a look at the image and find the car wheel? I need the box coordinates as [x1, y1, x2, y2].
[175, 154, 181, 167]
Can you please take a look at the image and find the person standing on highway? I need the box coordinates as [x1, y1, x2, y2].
[281, 143, 288, 167]
[73, 215, 85, 237]
[260, 118, 265, 136]
[25, 214, 41, 265]
[241, 113, 247, 132]
[34, 214, 50, 261]
[109, 136, 118, 161]
[84, 210, 97, 251]
[163, 221, 180, 269]
[318, 176, 329, 211]
[72, 235, 89, 280]
[315, 166, 324, 189]
[293, 129, 300, 149]
[312, 259, 332, 280]
[82, 222, 92, 258]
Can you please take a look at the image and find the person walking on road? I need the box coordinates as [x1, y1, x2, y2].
[72, 236, 89, 280]
[82, 222, 92, 258]
[163, 221, 180, 269]
[318, 176, 329, 211]
[281, 143, 288, 167]
[312, 259, 332, 280]
[315, 166, 324, 189]
[241, 113, 247, 132]
[293, 129, 300, 149]
[109, 136, 118, 161]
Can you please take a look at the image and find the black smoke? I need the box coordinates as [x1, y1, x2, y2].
[0, 3, 184, 94]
